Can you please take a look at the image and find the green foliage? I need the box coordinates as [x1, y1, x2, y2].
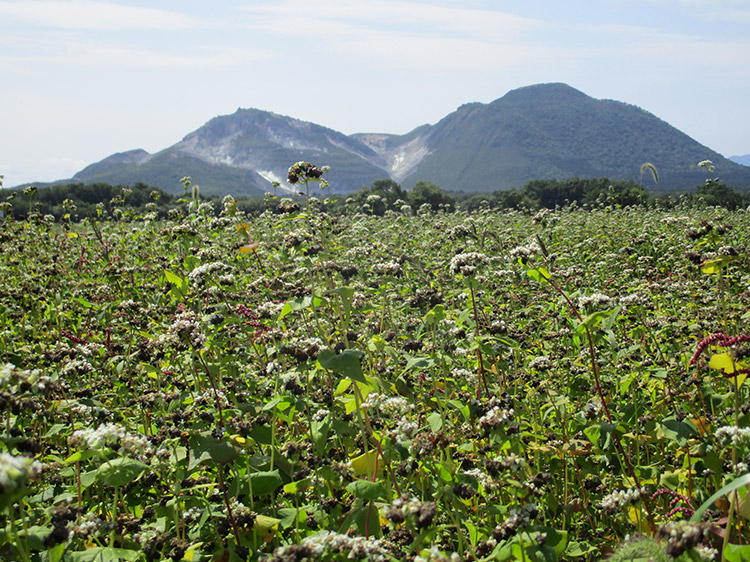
[3, 202, 750, 561]
[0, 182, 176, 219]
[457, 177, 649, 210]
[695, 179, 745, 210]
[409, 180, 455, 211]
[608, 537, 672, 562]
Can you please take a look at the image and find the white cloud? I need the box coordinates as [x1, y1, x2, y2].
[0, 0, 195, 30]
[240, 0, 541, 40]
[0, 39, 270, 69]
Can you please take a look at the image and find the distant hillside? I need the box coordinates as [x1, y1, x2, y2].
[729, 154, 750, 166]
[375, 83, 748, 191]
[73, 150, 271, 198]
[24, 83, 750, 194]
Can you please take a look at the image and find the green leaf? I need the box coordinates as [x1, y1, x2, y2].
[254, 514, 281, 541]
[318, 349, 365, 383]
[692, 472, 750, 522]
[423, 304, 446, 326]
[565, 541, 597, 557]
[724, 544, 750, 562]
[404, 355, 435, 370]
[577, 311, 609, 333]
[700, 255, 736, 274]
[164, 270, 184, 288]
[64, 449, 98, 464]
[584, 422, 617, 450]
[277, 507, 303, 529]
[249, 469, 283, 496]
[603, 306, 622, 331]
[350, 450, 382, 477]
[526, 266, 550, 283]
[71, 547, 140, 561]
[656, 417, 695, 447]
[427, 412, 443, 432]
[95, 457, 149, 487]
[283, 478, 311, 494]
[207, 441, 238, 464]
[346, 479, 388, 501]
[329, 286, 355, 317]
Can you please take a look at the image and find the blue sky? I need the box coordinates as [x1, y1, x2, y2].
[1, 0, 749, 187]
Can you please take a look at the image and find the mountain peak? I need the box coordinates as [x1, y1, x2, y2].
[62, 83, 750, 195]
[494, 82, 590, 108]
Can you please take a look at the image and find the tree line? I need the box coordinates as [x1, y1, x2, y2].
[1, 175, 748, 221]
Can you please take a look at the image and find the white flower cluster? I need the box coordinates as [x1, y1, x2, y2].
[528, 355, 552, 371]
[478, 406, 514, 431]
[577, 293, 612, 309]
[162, 310, 207, 350]
[118, 299, 139, 312]
[0, 452, 41, 494]
[509, 241, 542, 260]
[193, 389, 230, 409]
[76, 511, 113, 538]
[695, 545, 719, 561]
[371, 260, 403, 277]
[0, 363, 51, 393]
[414, 546, 462, 562]
[183, 506, 204, 523]
[449, 252, 490, 277]
[256, 300, 285, 319]
[599, 487, 649, 514]
[283, 228, 309, 248]
[394, 419, 418, 445]
[618, 293, 647, 306]
[267, 530, 388, 562]
[451, 368, 477, 386]
[493, 453, 526, 472]
[716, 425, 750, 447]
[69, 423, 152, 458]
[383, 495, 438, 528]
[362, 392, 412, 416]
[494, 503, 539, 540]
[313, 408, 330, 422]
[188, 261, 231, 288]
[61, 358, 95, 377]
[464, 468, 495, 493]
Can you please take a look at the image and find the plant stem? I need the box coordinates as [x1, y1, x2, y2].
[469, 282, 489, 398]
[536, 266, 656, 531]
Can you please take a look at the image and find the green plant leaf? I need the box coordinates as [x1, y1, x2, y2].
[700, 255, 736, 274]
[318, 349, 365, 382]
[526, 266, 550, 283]
[691, 472, 750, 522]
[164, 270, 184, 288]
[723, 544, 750, 562]
[346, 479, 388, 501]
[657, 417, 695, 447]
[95, 457, 149, 487]
[250, 469, 283, 496]
[71, 547, 140, 561]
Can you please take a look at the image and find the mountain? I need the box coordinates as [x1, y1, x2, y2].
[71, 110, 390, 197]
[729, 154, 750, 166]
[32, 83, 750, 194]
[369, 83, 748, 191]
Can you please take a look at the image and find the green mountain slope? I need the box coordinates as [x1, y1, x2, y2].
[399, 83, 749, 191]
[73, 151, 270, 197]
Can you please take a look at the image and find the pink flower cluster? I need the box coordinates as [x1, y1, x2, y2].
[689, 333, 750, 365]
